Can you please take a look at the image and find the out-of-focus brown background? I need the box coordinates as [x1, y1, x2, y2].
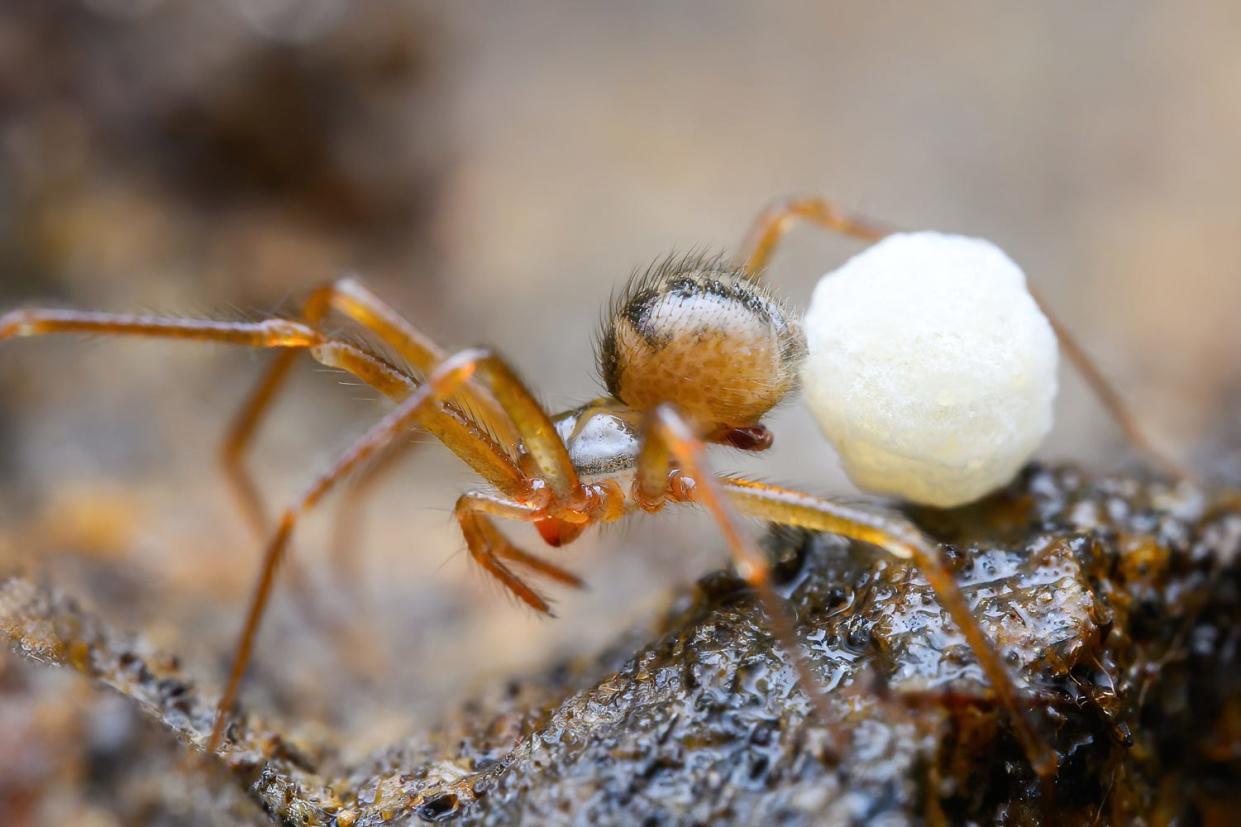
[2, 2, 1240, 822]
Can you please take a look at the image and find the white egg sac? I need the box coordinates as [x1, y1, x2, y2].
[800, 232, 1058, 507]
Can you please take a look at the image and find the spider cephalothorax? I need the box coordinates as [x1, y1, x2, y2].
[599, 253, 806, 428]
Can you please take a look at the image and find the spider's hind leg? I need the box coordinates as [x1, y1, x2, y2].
[716, 475, 1060, 781]
[737, 194, 1193, 481]
[637, 403, 1057, 779]
[635, 404, 839, 748]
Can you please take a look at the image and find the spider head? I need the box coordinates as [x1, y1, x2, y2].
[598, 253, 806, 429]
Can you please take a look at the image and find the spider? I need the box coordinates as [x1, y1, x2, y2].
[0, 195, 1184, 782]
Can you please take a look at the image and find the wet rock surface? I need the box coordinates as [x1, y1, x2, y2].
[4, 465, 1240, 825]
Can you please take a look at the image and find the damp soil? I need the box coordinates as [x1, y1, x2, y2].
[3, 464, 1240, 825]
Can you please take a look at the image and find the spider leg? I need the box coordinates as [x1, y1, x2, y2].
[305, 279, 527, 576]
[215, 326, 444, 654]
[638, 403, 1057, 778]
[329, 377, 569, 596]
[310, 305, 579, 500]
[715, 475, 1059, 780]
[736, 194, 1192, 481]
[739, 196, 889, 274]
[0, 308, 527, 501]
[0, 310, 322, 346]
[304, 277, 520, 444]
[210, 344, 588, 752]
[207, 347, 516, 752]
[0, 311, 348, 634]
[308, 288, 586, 558]
[0, 312, 544, 742]
[636, 404, 839, 751]
[220, 277, 517, 572]
[311, 341, 527, 494]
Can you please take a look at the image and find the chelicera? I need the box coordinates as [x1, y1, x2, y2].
[0, 195, 1185, 780]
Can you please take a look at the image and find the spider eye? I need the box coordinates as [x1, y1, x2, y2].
[599, 254, 805, 426]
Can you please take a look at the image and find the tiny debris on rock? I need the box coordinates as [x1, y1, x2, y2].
[3, 465, 1240, 825]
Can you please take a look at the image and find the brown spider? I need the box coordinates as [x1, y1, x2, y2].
[0, 196, 1184, 781]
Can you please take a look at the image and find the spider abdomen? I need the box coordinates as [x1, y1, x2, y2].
[599, 254, 805, 427]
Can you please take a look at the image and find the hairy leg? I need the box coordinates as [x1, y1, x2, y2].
[633, 402, 1055, 777]
[0, 309, 360, 626]
[717, 475, 1058, 780]
[0, 307, 529, 502]
[736, 194, 1190, 480]
[220, 277, 517, 556]
[207, 347, 520, 752]
[0, 312, 548, 749]
[303, 278, 518, 445]
[739, 196, 888, 275]
[307, 280, 523, 581]
[209, 343, 601, 751]
[636, 404, 839, 748]
[0, 310, 320, 347]
[323, 344, 582, 501]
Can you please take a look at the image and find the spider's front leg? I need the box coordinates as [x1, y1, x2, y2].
[0, 310, 539, 750]
[209, 343, 601, 752]
[220, 277, 519, 574]
[206, 347, 523, 752]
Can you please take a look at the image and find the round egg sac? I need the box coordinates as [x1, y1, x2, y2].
[800, 232, 1058, 507]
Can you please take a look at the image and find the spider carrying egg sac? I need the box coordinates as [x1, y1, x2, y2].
[800, 232, 1058, 507]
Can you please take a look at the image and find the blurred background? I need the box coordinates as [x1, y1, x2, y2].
[2, 1, 1241, 822]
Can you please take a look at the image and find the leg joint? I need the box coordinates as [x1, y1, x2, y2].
[0, 309, 30, 338]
